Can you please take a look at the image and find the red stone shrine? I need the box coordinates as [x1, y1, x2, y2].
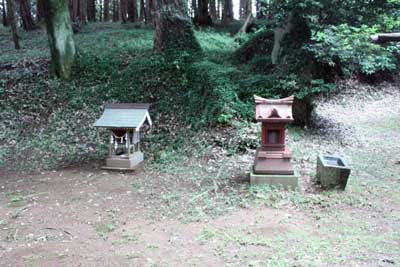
[250, 95, 298, 188]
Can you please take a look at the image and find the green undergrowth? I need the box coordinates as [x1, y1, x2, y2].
[0, 24, 258, 172]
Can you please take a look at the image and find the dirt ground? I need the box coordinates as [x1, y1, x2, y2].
[1, 82, 399, 267]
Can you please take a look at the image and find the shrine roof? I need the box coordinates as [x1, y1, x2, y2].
[94, 103, 152, 129]
[254, 95, 294, 122]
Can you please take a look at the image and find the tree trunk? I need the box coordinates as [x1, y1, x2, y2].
[112, 0, 119, 21]
[36, 0, 44, 22]
[271, 14, 293, 64]
[139, 0, 145, 21]
[209, 0, 216, 21]
[78, 0, 86, 22]
[194, 0, 212, 26]
[245, 0, 251, 18]
[216, 0, 220, 20]
[99, 0, 102, 21]
[145, 0, 153, 24]
[87, 0, 95, 21]
[120, 0, 127, 22]
[112, 0, 116, 21]
[293, 97, 314, 127]
[239, 0, 245, 20]
[6, 0, 20, 49]
[103, 0, 109, 21]
[127, 0, 136, 22]
[153, 0, 200, 53]
[70, 0, 78, 22]
[191, 0, 196, 18]
[17, 0, 36, 30]
[2, 0, 8, 26]
[222, 0, 232, 25]
[43, 0, 76, 79]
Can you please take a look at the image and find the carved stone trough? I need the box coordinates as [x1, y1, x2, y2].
[316, 155, 351, 190]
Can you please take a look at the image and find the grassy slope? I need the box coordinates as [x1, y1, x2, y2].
[0, 23, 243, 172]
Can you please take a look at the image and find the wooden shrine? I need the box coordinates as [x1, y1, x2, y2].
[94, 103, 152, 170]
[250, 95, 298, 189]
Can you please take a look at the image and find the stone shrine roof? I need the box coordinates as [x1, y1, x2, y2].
[94, 103, 152, 129]
[254, 95, 294, 122]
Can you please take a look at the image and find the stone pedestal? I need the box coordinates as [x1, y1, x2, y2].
[250, 166, 299, 190]
[253, 147, 294, 175]
[102, 152, 144, 171]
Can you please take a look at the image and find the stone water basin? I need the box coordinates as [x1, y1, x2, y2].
[316, 155, 351, 190]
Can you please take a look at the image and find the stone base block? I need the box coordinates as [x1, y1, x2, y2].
[103, 152, 144, 171]
[250, 166, 299, 190]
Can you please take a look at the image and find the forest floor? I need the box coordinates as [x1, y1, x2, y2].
[0, 80, 399, 266]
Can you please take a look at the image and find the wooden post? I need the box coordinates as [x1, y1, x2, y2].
[127, 131, 131, 158]
[109, 132, 113, 156]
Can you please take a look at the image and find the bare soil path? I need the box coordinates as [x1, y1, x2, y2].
[1, 82, 399, 267]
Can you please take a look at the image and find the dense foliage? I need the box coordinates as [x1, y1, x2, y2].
[233, 0, 400, 124]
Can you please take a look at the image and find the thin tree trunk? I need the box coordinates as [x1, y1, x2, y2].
[228, 0, 233, 21]
[216, 0, 220, 20]
[127, 0, 136, 22]
[209, 0, 216, 21]
[7, 0, 20, 49]
[87, 0, 95, 21]
[120, 0, 127, 22]
[2, 0, 8, 26]
[36, 0, 44, 22]
[255, 0, 259, 18]
[153, 0, 200, 53]
[79, 0, 86, 22]
[70, 0, 78, 21]
[99, 0, 102, 21]
[17, 0, 36, 30]
[112, 0, 119, 21]
[103, 0, 109, 21]
[112, 0, 116, 21]
[236, 13, 252, 36]
[191, 0, 196, 18]
[117, 0, 121, 20]
[222, 0, 233, 25]
[245, 0, 251, 17]
[246, 0, 253, 17]
[194, 0, 211, 26]
[43, 0, 76, 79]
[145, 0, 153, 24]
[139, 0, 145, 21]
[239, 0, 244, 20]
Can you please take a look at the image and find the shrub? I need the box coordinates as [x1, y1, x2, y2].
[305, 24, 400, 75]
[186, 60, 247, 125]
